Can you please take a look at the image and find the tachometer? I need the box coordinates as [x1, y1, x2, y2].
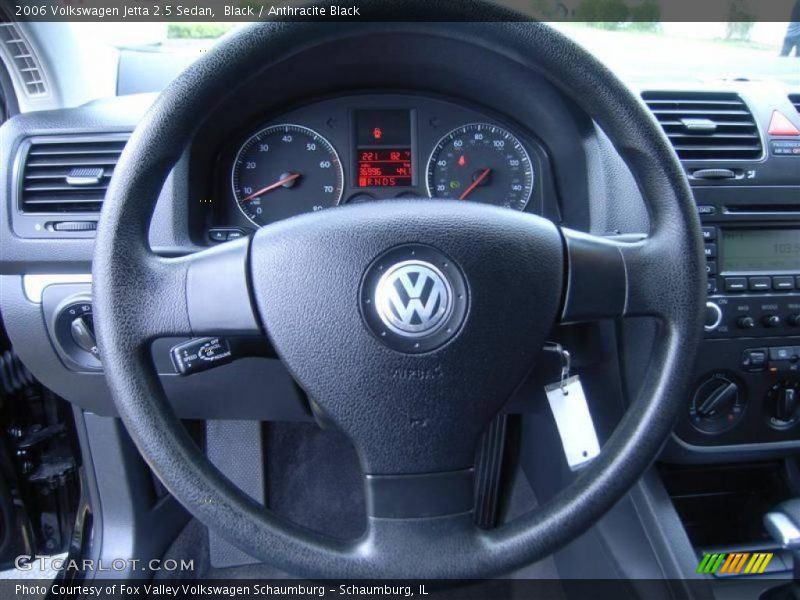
[426, 123, 533, 211]
[232, 124, 343, 226]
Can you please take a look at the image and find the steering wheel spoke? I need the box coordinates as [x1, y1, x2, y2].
[360, 510, 482, 576]
[97, 237, 261, 345]
[365, 468, 475, 520]
[560, 228, 678, 323]
[180, 237, 261, 337]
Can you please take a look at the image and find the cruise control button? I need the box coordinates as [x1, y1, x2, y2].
[749, 277, 771, 291]
[774, 276, 795, 291]
[208, 228, 247, 243]
[724, 277, 747, 292]
[208, 229, 228, 242]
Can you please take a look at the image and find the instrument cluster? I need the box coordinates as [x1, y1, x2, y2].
[210, 94, 546, 236]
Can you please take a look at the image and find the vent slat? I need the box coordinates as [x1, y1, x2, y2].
[24, 170, 114, 181]
[642, 91, 763, 160]
[650, 109, 751, 117]
[671, 144, 762, 152]
[27, 149, 123, 156]
[659, 120, 756, 128]
[26, 156, 120, 168]
[644, 99, 744, 107]
[0, 23, 47, 97]
[18, 136, 128, 214]
[29, 144, 126, 156]
[666, 132, 760, 140]
[23, 197, 106, 205]
[24, 183, 109, 193]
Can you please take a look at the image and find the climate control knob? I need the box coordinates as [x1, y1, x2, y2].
[704, 302, 723, 332]
[765, 381, 800, 430]
[690, 374, 745, 434]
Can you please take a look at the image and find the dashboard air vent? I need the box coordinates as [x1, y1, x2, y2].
[0, 23, 46, 97]
[790, 94, 800, 115]
[642, 91, 762, 161]
[17, 135, 128, 213]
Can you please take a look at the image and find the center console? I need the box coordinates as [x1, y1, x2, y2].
[676, 186, 800, 450]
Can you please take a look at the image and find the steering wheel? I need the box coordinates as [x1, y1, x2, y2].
[92, 15, 704, 578]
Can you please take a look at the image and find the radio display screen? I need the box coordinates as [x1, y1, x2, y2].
[721, 229, 800, 273]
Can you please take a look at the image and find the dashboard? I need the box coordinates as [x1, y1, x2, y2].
[0, 24, 799, 468]
[201, 94, 548, 242]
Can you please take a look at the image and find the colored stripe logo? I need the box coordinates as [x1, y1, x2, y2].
[697, 552, 773, 575]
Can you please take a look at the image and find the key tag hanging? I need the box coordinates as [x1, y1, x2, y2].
[542, 342, 601, 470]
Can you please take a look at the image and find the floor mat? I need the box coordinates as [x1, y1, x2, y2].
[265, 422, 366, 540]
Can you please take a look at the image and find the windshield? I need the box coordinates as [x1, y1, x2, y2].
[553, 23, 800, 85]
[73, 21, 800, 86]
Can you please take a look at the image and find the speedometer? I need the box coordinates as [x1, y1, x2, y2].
[232, 124, 343, 227]
[426, 123, 533, 211]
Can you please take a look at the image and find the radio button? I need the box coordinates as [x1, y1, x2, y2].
[749, 277, 771, 291]
[707, 261, 717, 276]
[724, 277, 747, 292]
[702, 227, 717, 241]
[707, 280, 718, 294]
[770, 347, 797, 361]
[737, 316, 756, 329]
[763, 315, 782, 328]
[774, 276, 795, 291]
[788, 314, 800, 327]
[704, 243, 717, 259]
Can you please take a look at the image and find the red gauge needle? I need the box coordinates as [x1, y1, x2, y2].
[242, 172, 301, 202]
[458, 168, 491, 200]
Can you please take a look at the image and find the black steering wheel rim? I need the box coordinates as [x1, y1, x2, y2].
[93, 13, 704, 578]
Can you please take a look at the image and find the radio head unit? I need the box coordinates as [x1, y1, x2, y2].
[704, 225, 800, 338]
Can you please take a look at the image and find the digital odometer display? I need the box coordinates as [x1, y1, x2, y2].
[721, 229, 800, 273]
[354, 109, 413, 188]
[357, 149, 412, 187]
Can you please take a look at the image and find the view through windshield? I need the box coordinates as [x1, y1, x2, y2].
[83, 20, 800, 86]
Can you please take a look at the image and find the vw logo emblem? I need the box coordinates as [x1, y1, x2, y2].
[360, 244, 468, 354]
[374, 260, 453, 338]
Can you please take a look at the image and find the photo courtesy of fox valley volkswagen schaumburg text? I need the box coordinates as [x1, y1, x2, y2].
[0, 1, 799, 599]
